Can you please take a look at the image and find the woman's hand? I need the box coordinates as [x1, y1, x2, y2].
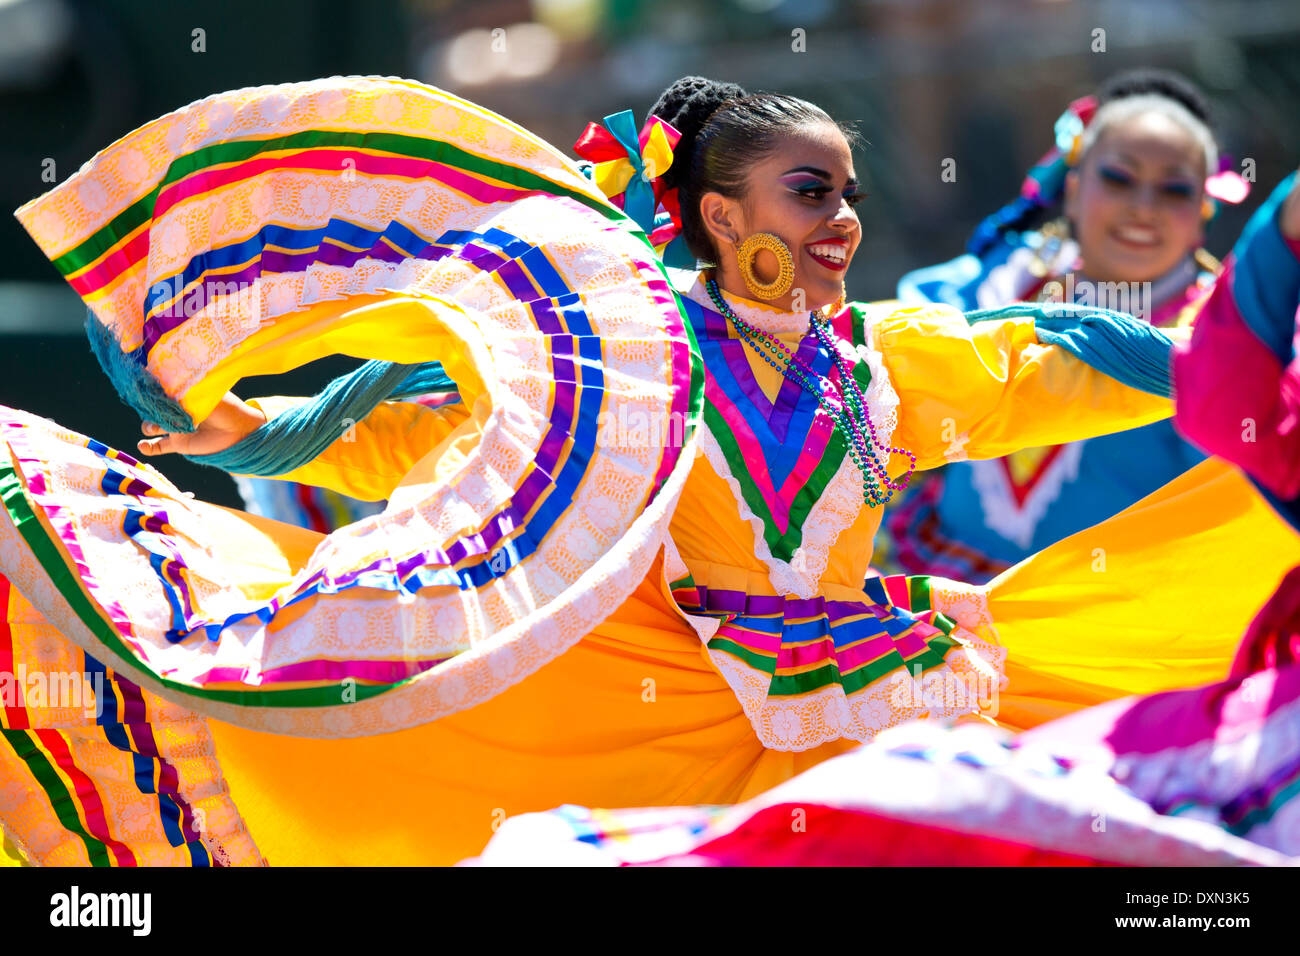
[137, 392, 266, 458]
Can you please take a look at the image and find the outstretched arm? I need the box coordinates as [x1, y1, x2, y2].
[872, 301, 1181, 471]
[138, 390, 474, 502]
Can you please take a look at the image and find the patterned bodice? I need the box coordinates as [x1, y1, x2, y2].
[667, 279, 901, 601]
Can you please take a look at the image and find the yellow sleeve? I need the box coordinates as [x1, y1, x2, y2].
[242, 396, 474, 502]
[872, 303, 1185, 470]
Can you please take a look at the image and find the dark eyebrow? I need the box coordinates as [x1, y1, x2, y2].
[780, 166, 831, 179]
[1111, 152, 1197, 178]
[781, 166, 859, 187]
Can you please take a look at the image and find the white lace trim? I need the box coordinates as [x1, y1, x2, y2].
[684, 275, 819, 335]
[679, 574, 1008, 752]
[683, 282, 902, 599]
[968, 442, 1086, 550]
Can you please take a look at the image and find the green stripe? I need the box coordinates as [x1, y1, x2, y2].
[902, 637, 957, 673]
[765, 628, 960, 697]
[0, 455, 406, 708]
[4, 235, 701, 714]
[669, 573, 696, 592]
[703, 401, 849, 561]
[769, 662, 843, 696]
[705, 636, 776, 675]
[1, 728, 111, 866]
[908, 575, 932, 611]
[1225, 773, 1300, 836]
[700, 305, 876, 561]
[52, 128, 627, 277]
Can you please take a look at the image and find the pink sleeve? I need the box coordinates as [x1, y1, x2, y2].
[1174, 236, 1300, 498]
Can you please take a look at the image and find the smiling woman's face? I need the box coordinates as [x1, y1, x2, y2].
[1065, 109, 1207, 285]
[699, 121, 862, 312]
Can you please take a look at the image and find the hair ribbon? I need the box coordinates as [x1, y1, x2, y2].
[574, 111, 693, 266]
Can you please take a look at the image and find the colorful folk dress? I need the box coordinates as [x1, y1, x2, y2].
[473, 178, 1300, 868]
[880, 227, 1216, 583]
[2, 78, 1297, 866]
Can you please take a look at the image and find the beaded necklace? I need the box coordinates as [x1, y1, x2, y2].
[705, 276, 916, 507]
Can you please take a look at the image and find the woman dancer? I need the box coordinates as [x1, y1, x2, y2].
[473, 199, 1300, 866]
[881, 70, 1250, 582]
[1, 76, 1296, 865]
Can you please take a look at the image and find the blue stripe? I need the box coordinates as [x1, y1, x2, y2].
[685, 298, 830, 488]
[82, 655, 197, 855]
[144, 218, 412, 316]
[115, 225, 607, 646]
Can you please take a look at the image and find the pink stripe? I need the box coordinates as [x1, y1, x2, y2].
[15, 436, 445, 692]
[154, 149, 536, 221]
[777, 636, 836, 669]
[882, 576, 911, 608]
[893, 630, 932, 659]
[75, 149, 546, 293]
[715, 622, 782, 655]
[635, 267, 694, 493]
[836, 633, 906, 672]
[10, 447, 149, 663]
[197, 656, 444, 686]
[703, 376, 785, 530]
[68, 229, 150, 297]
[778, 632, 897, 671]
[775, 408, 835, 502]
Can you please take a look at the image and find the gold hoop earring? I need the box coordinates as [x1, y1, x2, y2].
[736, 232, 795, 300]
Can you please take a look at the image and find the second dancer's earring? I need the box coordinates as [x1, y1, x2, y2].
[736, 232, 795, 300]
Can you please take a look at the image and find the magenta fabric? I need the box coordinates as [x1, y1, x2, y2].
[1172, 237, 1300, 499]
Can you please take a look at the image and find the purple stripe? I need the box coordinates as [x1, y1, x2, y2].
[59, 217, 694, 666]
[681, 586, 920, 625]
[530, 296, 563, 334]
[497, 259, 542, 301]
[722, 339, 773, 420]
[113, 678, 205, 846]
[769, 333, 820, 443]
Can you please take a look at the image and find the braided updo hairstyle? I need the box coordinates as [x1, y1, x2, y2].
[646, 76, 856, 264]
[1095, 68, 1212, 122]
[1080, 68, 1219, 179]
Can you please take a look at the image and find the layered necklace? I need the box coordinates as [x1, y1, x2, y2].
[704, 276, 916, 507]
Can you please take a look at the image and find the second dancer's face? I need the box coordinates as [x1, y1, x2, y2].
[1065, 110, 1207, 285]
[701, 122, 862, 312]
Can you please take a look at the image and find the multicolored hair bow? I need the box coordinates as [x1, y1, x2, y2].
[574, 111, 694, 267]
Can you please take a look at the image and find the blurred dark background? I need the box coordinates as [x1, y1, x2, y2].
[2, 0, 1298, 506]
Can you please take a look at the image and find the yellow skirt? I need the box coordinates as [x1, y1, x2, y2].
[209, 460, 1300, 865]
[207, 553, 859, 865]
[4, 459, 1296, 865]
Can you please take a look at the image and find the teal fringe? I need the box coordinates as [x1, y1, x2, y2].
[184, 359, 456, 477]
[965, 302, 1174, 398]
[86, 313, 195, 433]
